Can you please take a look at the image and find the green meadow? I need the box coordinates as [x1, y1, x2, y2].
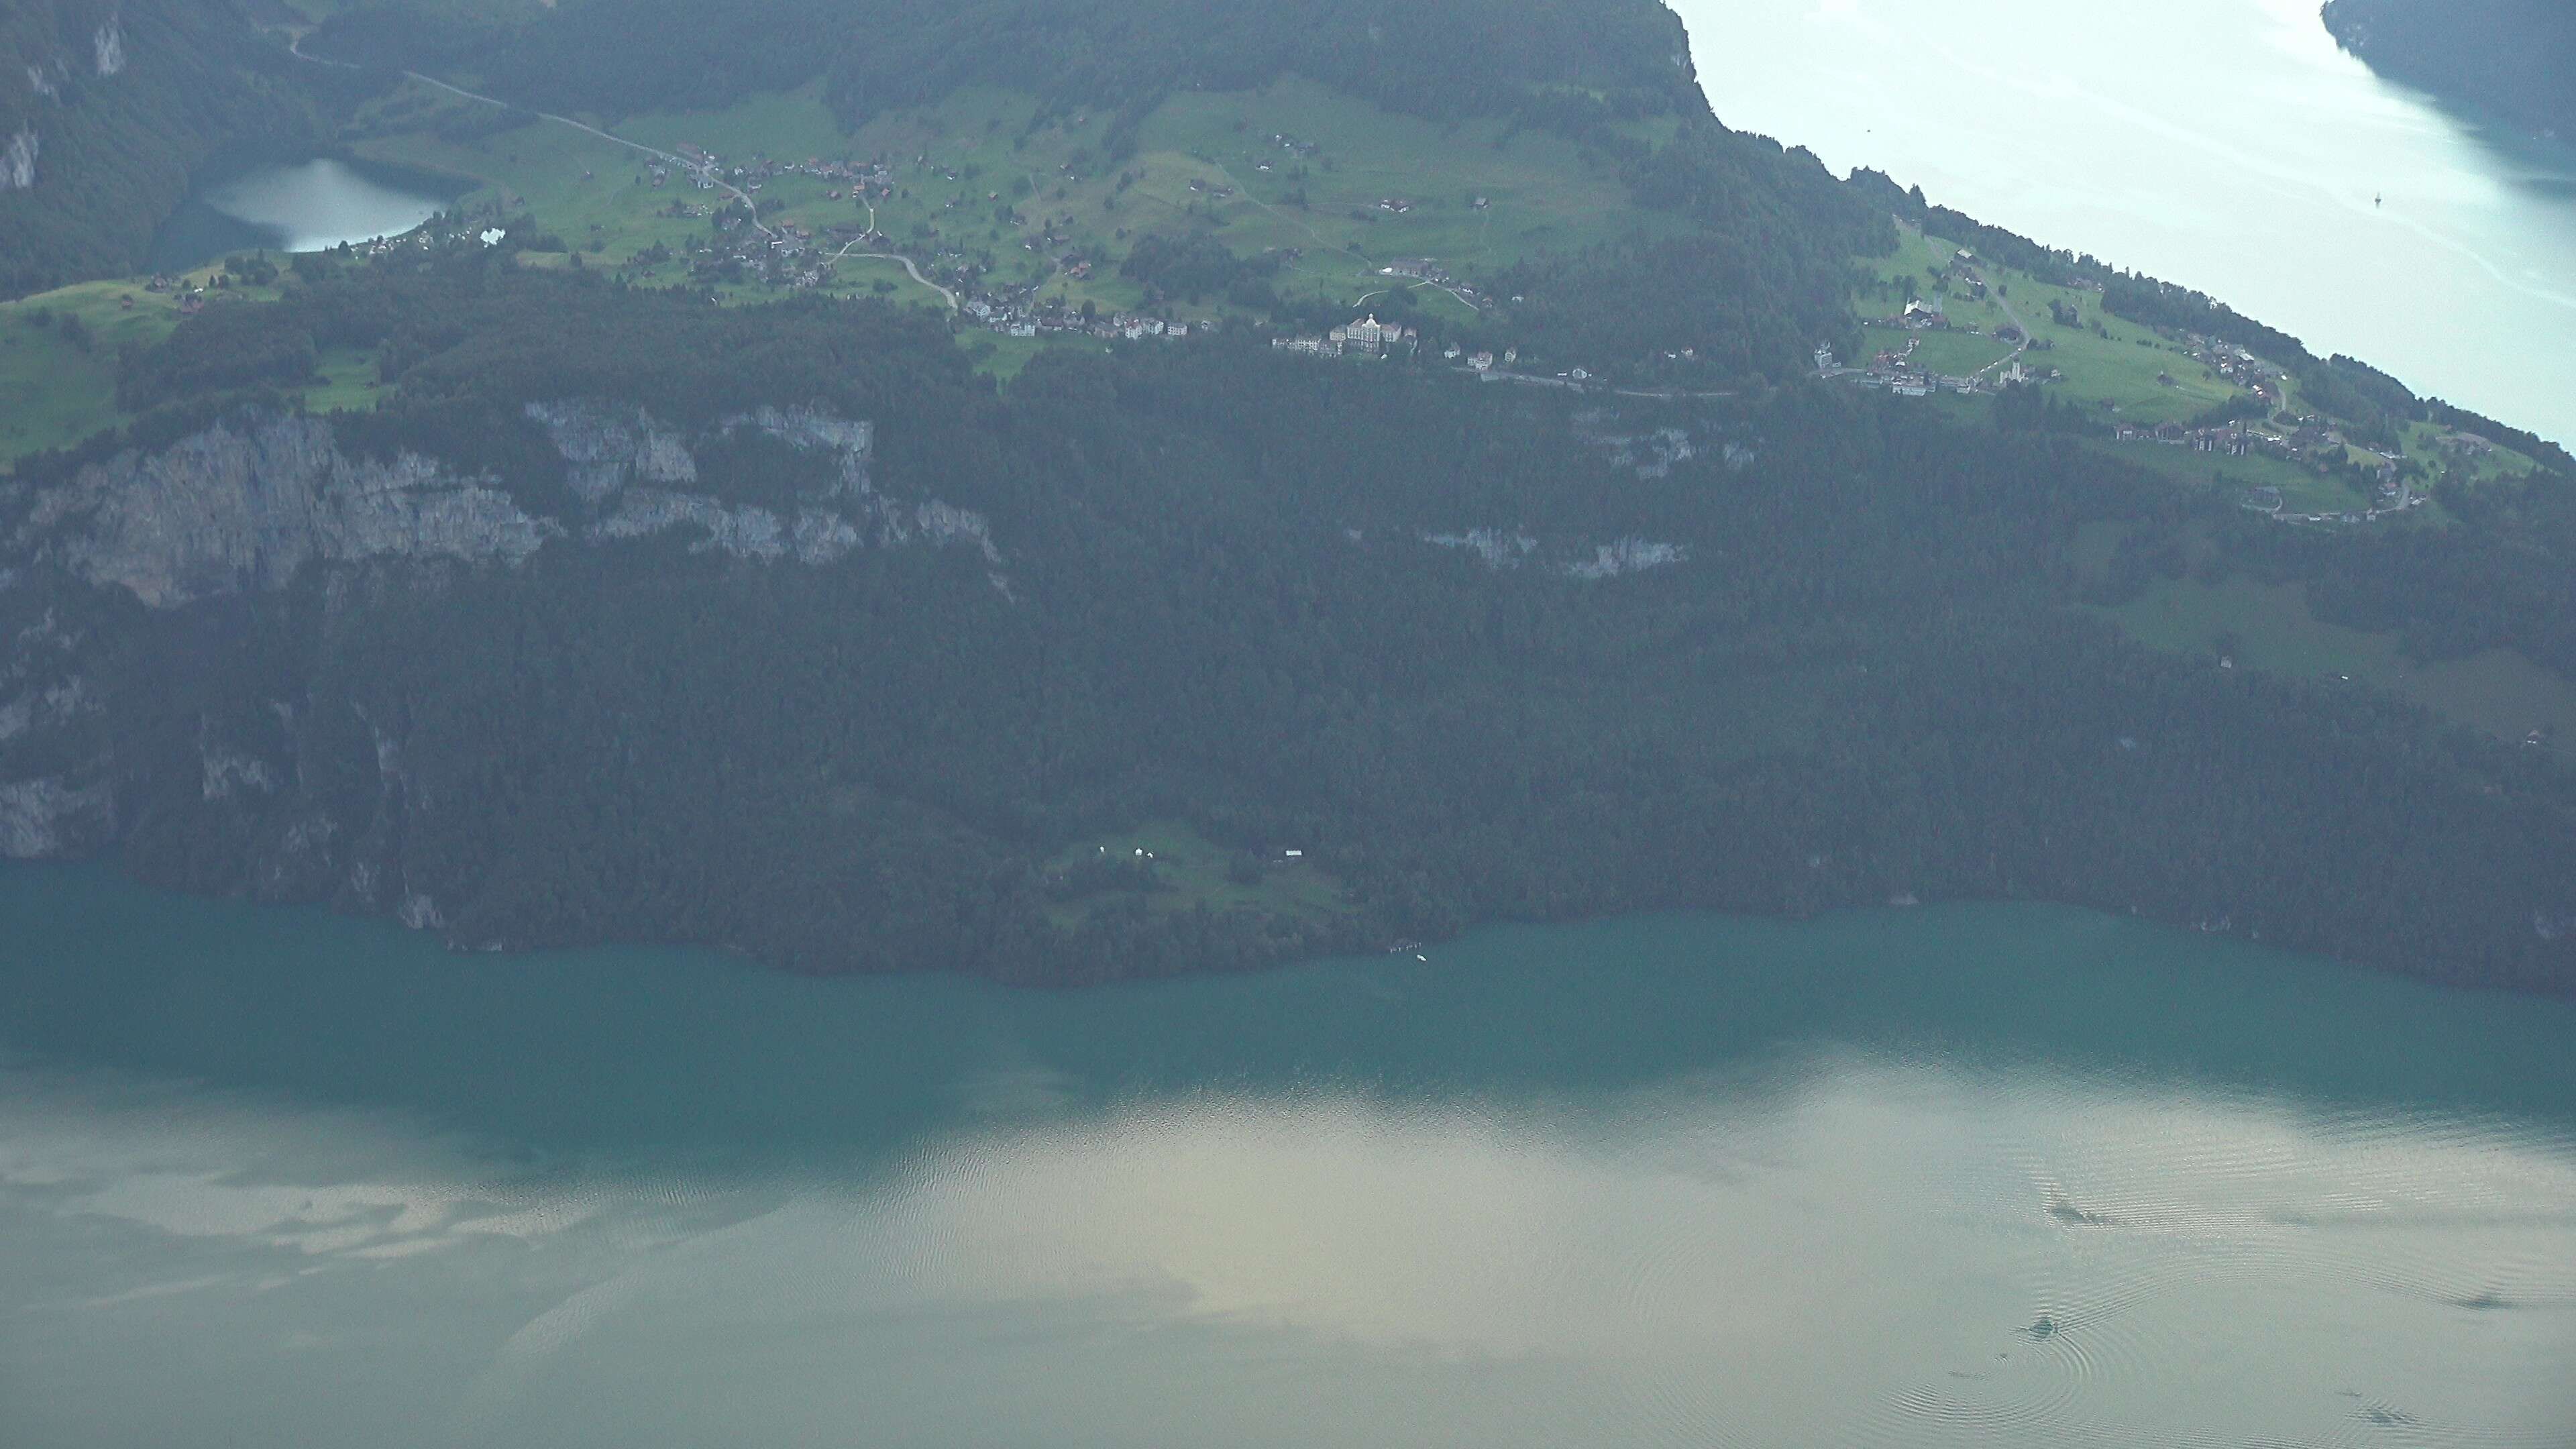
[0, 274, 371, 464]
[1043, 820, 1355, 932]
[2100, 575, 2576, 744]
[341, 72, 1680, 344]
[0, 282, 168, 460]
[1862, 222, 2245, 424]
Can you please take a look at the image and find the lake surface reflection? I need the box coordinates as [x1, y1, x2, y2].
[1675, 0, 2576, 445]
[149, 158, 456, 272]
[1, 868, 2571, 1447]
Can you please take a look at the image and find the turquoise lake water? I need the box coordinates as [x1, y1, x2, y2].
[1677, 0, 2576, 445]
[2, 865, 2571, 1447]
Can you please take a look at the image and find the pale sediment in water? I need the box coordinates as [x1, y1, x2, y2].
[0, 866, 2572, 1447]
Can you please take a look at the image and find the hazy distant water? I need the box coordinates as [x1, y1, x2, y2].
[1676, 0, 2576, 445]
[149, 158, 455, 271]
[2, 868, 2571, 1447]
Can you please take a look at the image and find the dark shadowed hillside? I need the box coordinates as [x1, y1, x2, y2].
[0, 0, 323, 299]
[2322, 0, 2576, 138]
[5, 258, 2573, 993]
[314, 0, 1703, 146]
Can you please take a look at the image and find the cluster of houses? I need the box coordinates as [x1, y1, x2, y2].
[654, 145, 898, 201]
[691, 216, 855, 288]
[2112, 415, 2435, 525]
[140, 272, 221, 315]
[1820, 337, 2001, 398]
[961, 287, 1210, 343]
[1272, 313, 1420, 360]
[1375, 256, 1486, 308]
[2164, 332, 2287, 408]
[1446, 344, 1521, 374]
[2117, 415, 2396, 474]
[2110, 420, 2261, 453]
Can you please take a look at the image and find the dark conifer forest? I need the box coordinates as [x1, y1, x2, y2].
[5, 257, 2569, 992]
[0, 0, 321, 297]
[2323, 0, 2576, 138]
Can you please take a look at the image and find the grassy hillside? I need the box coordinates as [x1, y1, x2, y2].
[339, 73, 1684, 355]
[1044, 821, 1354, 935]
[2102, 576, 2576, 747]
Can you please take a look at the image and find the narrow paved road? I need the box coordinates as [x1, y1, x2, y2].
[824, 241, 958, 309]
[291, 25, 958, 307]
[1973, 273, 2035, 382]
[284, 27, 775, 241]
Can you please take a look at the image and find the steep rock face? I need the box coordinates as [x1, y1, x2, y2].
[722, 405, 875, 496]
[30, 415, 556, 607]
[0, 600, 113, 859]
[527, 398, 1004, 586]
[0, 128, 34, 191]
[525, 400, 700, 502]
[0, 400, 1007, 902]
[15, 403, 1003, 612]
[1417, 527, 1686, 578]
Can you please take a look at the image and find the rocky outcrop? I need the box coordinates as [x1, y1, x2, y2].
[720, 405, 873, 496]
[1419, 527, 1685, 578]
[524, 400, 699, 503]
[1566, 538, 1687, 579]
[0, 775, 110, 855]
[1421, 529, 1537, 568]
[0, 602, 112, 859]
[17, 403, 1007, 610]
[0, 399, 1013, 883]
[528, 399, 1003, 587]
[1, 127, 36, 190]
[32, 415, 555, 607]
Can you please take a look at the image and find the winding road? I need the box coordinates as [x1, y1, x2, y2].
[282, 24, 975, 294]
[1971, 272, 2035, 382]
[822, 240, 958, 309]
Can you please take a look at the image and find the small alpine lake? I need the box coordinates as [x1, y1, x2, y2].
[148, 156, 466, 272]
[1, 865, 2570, 1447]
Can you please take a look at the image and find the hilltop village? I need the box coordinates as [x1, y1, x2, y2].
[9, 54, 2555, 561]
[630, 146, 1622, 381]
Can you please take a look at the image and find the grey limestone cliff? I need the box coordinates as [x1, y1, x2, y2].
[0, 398, 1010, 904]
[529, 398, 1004, 586]
[25, 414, 555, 608]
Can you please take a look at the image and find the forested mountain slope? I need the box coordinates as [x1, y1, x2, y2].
[313, 0, 1703, 142]
[4, 259, 2573, 993]
[2323, 0, 2576, 138]
[0, 0, 319, 298]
